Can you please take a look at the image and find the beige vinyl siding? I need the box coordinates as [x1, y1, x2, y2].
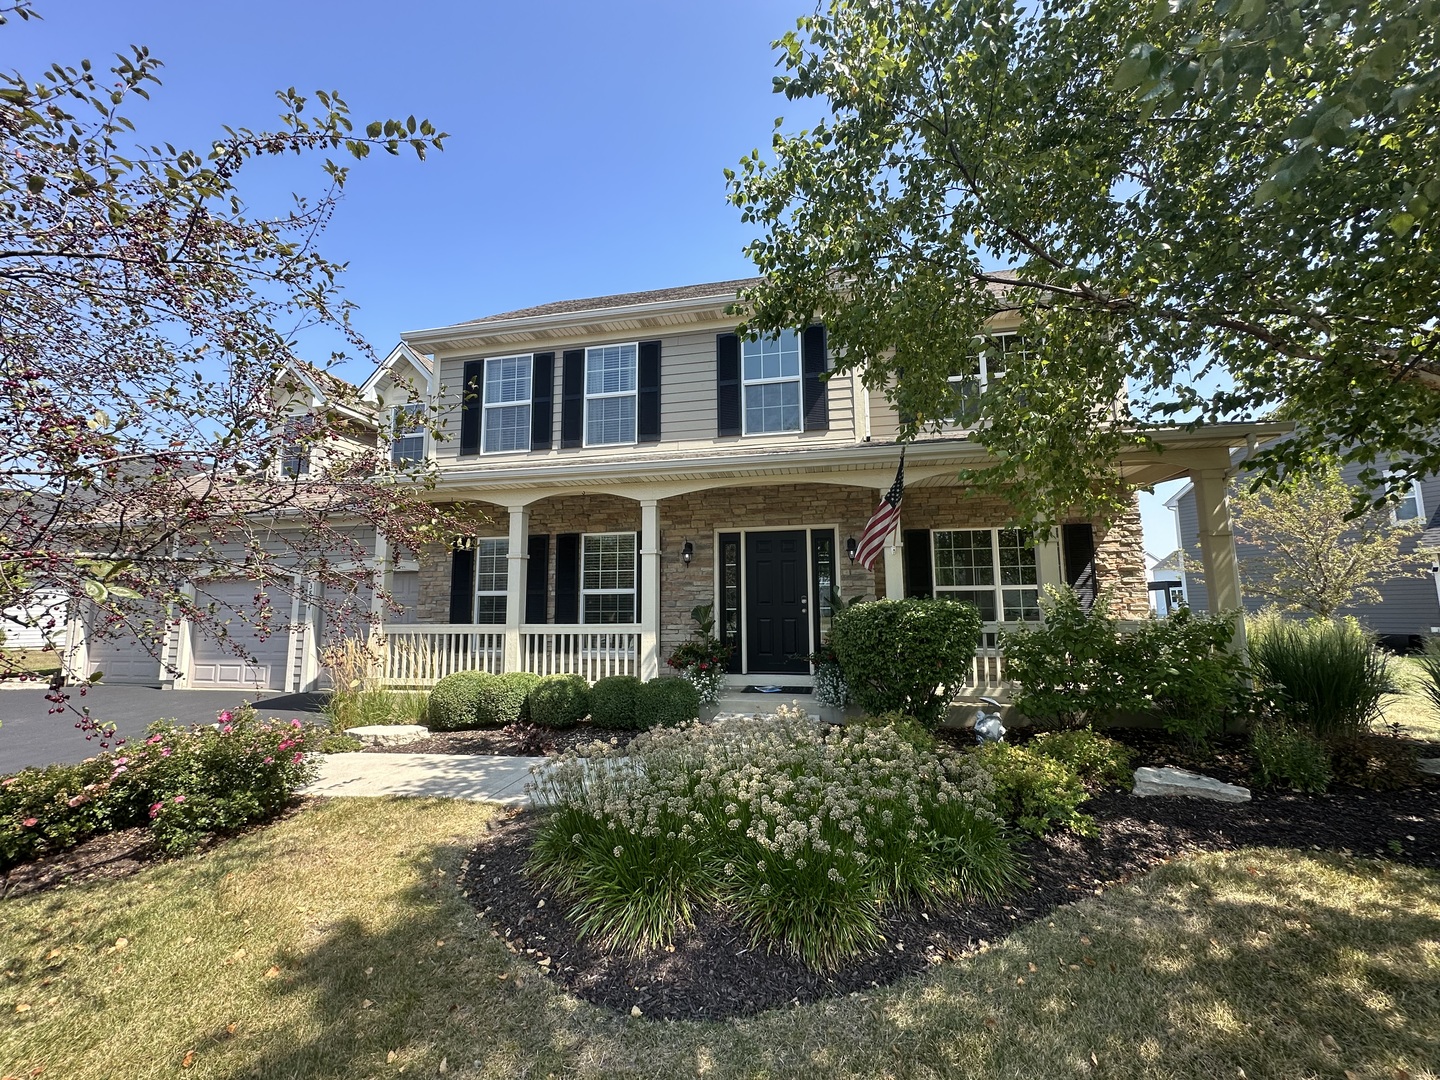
[431, 324, 860, 466]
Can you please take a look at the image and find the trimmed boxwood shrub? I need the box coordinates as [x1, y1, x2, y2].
[427, 670, 491, 731]
[635, 677, 700, 729]
[830, 598, 984, 729]
[477, 671, 542, 727]
[968, 741, 1092, 836]
[590, 675, 642, 729]
[528, 674, 591, 728]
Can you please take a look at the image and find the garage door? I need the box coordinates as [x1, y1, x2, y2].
[86, 621, 162, 685]
[189, 581, 290, 690]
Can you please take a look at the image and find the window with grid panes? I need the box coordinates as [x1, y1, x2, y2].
[472, 538, 509, 623]
[949, 333, 1025, 427]
[584, 343, 637, 446]
[482, 355, 531, 453]
[389, 403, 426, 464]
[741, 330, 802, 434]
[932, 527, 1039, 622]
[581, 533, 636, 624]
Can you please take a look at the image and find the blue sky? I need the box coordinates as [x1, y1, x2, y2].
[8, 0, 1181, 552]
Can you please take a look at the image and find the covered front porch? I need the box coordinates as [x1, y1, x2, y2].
[368, 425, 1280, 691]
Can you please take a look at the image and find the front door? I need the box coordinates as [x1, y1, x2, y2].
[745, 530, 810, 674]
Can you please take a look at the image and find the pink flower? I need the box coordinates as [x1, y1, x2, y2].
[148, 802, 163, 819]
[220, 724, 233, 734]
[111, 765, 127, 778]
[263, 756, 274, 765]
[289, 719, 302, 730]
[161, 748, 173, 757]
[173, 794, 186, 804]
[292, 752, 304, 764]
[21, 817, 38, 828]
[67, 793, 89, 808]
[217, 710, 233, 724]
[145, 734, 164, 745]
[115, 756, 128, 765]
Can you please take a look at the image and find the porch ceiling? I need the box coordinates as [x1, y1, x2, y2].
[423, 422, 1292, 502]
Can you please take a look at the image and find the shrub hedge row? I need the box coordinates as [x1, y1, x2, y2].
[425, 670, 700, 732]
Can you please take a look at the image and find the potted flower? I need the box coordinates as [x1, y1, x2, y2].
[666, 604, 729, 706]
[803, 639, 849, 709]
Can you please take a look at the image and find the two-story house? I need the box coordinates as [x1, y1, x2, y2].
[61, 278, 1284, 694]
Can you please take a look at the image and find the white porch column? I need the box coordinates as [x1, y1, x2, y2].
[639, 499, 661, 679]
[1193, 465, 1247, 651]
[882, 492, 905, 599]
[297, 575, 323, 691]
[62, 608, 89, 686]
[160, 584, 194, 689]
[369, 530, 390, 626]
[1038, 536, 1064, 600]
[503, 505, 529, 673]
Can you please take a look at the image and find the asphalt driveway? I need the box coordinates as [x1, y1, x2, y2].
[0, 685, 330, 774]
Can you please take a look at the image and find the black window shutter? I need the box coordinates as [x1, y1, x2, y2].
[716, 333, 741, 436]
[525, 534, 549, 624]
[902, 529, 933, 598]
[1062, 523, 1098, 610]
[530, 352, 554, 450]
[449, 546, 475, 623]
[554, 532, 581, 623]
[561, 350, 585, 448]
[459, 359, 484, 455]
[637, 340, 661, 443]
[802, 323, 829, 431]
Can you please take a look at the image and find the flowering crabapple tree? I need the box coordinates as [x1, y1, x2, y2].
[0, 3, 474, 735]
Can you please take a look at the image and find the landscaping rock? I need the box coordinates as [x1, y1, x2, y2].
[1132, 765, 1251, 803]
[1418, 758, 1440, 777]
[344, 724, 429, 748]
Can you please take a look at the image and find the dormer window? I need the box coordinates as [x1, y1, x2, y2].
[1392, 476, 1424, 523]
[389, 404, 426, 464]
[742, 330, 802, 434]
[949, 333, 1026, 427]
[280, 418, 310, 477]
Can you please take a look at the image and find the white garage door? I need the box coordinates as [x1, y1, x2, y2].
[189, 581, 290, 691]
[86, 623, 162, 685]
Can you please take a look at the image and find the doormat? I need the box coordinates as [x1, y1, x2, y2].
[740, 685, 813, 695]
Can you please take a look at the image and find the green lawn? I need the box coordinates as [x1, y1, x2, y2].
[1384, 656, 1440, 743]
[3, 798, 1437, 1079]
[0, 647, 61, 677]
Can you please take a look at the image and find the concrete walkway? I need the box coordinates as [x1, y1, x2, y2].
[303, 752, 546, 806]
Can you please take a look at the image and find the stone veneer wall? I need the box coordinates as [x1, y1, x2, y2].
[412, 484, 1152, 655]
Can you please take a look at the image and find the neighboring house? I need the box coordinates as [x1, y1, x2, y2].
[1144, 549, 1189, 616]
[63, 278, 1282, 691]
[1, 590, 67, 651]
[1170, 455, 1440, 648]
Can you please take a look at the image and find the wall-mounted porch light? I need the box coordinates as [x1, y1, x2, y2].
[681, 540, 694, 565]
[845, 536, 858, 562]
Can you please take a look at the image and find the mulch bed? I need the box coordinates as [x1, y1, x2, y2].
[358, 724, 638, 758]
[459, 772, 1440, 1022]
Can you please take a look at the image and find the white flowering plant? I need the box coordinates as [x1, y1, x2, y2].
[527, 707, 1022, 969]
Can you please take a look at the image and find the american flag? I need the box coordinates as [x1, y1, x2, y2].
[854, 449, 905, 570]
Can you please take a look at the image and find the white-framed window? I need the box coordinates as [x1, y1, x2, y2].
[949, 332, 1026, 427]
[932, 527, 1040, 622]
[742, 329, 803, 434]
[482, 354, 532, 454]
[581, 532, 636, 624]
[1392, 476, 1424, 523]
[280, 417, 310, 477]
[472, 538, 509, 624]
[389, 403, 426, 465]
[584, 343, 637, 447]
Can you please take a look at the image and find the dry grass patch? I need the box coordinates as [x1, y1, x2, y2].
[1386, 657, 1440, 743]
[2, 799, 1438, 1079]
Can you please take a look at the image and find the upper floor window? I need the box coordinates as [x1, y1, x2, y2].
[389, 404, 426, 465]
[483, 355, 531, 454]
[472, 537, 509, 623]
[1394, 481, 1424, 523]
[581, 532, 636, 623]
[280, 418, 310, 477]
[585, 343, 637, 446]
[742, 330, 802, 434]
[949, 333, 1026, 427]
[932, 527, 1040, 622]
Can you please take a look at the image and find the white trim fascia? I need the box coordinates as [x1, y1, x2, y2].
[360, 342, 434, 399]
[1163, 480, 1195, 511]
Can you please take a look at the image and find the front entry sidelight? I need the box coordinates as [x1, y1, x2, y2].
[745, 530, 811, 675]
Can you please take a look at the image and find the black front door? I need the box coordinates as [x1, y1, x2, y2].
[745, 530, 810, 674]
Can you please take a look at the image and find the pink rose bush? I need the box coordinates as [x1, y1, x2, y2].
[1, 704, 321, 865]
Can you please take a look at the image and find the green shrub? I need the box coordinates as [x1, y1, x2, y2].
[590, 675, 642, 729]
[527, 674, 591, 728]
[529, 709, 1020, 969]
[634, 677, 700, 729]
[848, 712, 938, 753]
[1003, 589, 1246, 739]
[317, 732, 364, 753]
[1028, 729, 1135, 788]
[1248, 612, 1393, 742]
[475, 671, 542, 728]
[1, 709, 319, 865]
[968, 741, 1092, 836]
[1250, 723, 1332, 793]
[1328, 735, 1419, 791]
[427, 670, 490, 731]
[830, 598, 984, 729]
[1416, 637, 1440, 720]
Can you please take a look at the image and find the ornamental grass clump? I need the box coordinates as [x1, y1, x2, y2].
[1248, 612, 1393, 742]
[527, 708, 1021, 970]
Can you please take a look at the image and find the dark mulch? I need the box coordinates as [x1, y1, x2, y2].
[459, 775, 1440, 1022]
[359, 724, 638, 758]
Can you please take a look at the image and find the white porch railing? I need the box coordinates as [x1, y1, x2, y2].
[521, 624, 640, 680]
[376, 624, 504, 687]
[957, 623, 1021, 692]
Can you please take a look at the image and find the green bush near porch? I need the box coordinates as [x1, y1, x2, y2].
[589, 675, 642, 729]
[633, 676, 701, 729]
[427, 671, 489, 731]
[527, 674, 591, 728]
[830, 598, 983, 729]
